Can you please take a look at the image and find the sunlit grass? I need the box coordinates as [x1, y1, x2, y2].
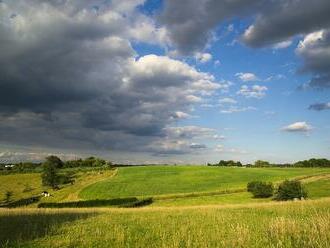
[151, 191, 271, 207]
[1, 198, 330, 247]
[79, 166, 330, 199]
[0, 169, 116, 205]
[305, 177, 330, 199]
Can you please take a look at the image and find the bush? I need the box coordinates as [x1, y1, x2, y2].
[275, 180, 307, 201]
[247, 181, 274, 198]
[247, 181, 259, 192]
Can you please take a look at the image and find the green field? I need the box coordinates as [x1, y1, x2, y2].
[305, 177, 330, 199]
[0, 169, 116, 204]
[79, 166, 330, 199]
[2, 165, 330, 247]
[1, 198, 330, 247]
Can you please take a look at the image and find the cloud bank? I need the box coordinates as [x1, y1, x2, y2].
[0, 0, 222, 156]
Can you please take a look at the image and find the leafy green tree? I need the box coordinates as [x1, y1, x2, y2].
[45, 155, 64, 169]
[294, 158, 330, 167]
[41, 159, 59, 189]
[217, 160, 242, 167]
[254, 160, 270, 167]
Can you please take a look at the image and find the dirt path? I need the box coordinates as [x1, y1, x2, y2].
[294, 173, 330, 183]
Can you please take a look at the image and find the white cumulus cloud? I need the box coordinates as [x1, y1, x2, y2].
[281, 122, 313, 132]
[236, 72, 259, 82]
[237, 85, 268, 99]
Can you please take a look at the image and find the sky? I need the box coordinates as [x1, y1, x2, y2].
[0, 0, 329, 164]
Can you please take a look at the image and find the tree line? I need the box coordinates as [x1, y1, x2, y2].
[208, 158, 330, 168]
[0, 156, 112, 173]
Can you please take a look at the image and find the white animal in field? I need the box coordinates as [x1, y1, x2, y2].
[41, 191, 51, 197]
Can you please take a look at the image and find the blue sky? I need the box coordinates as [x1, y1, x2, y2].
[0, 0, 329, 164]
[136, 0, 330, 163]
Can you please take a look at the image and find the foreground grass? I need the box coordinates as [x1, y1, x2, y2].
[1, 198, 330, 247]
[80, 166, 330, 199]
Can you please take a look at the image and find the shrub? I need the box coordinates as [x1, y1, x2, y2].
[275, 180, 307, 201]
[247, 181, 259, 192]
[247, 181, 274, 198]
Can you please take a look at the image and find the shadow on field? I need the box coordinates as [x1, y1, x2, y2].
[38, 197, 153, 208]
[0, 196, 41, 208]
[0, 212, 94, 246]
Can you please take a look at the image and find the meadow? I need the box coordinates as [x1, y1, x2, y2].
[1, 198, 330, 247]
[79, 166, 330, 199]
[0, 169, 116, 204]
[1, 165, 330, 247]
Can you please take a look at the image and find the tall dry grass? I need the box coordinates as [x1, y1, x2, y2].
[1, 198, 330, 247]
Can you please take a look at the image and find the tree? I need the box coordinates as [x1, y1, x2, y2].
[45, 155, 64, 169]
[294, 158, 330, 168]
[254, 160, 270, 167]
[41, 159, 59, 189]
[217, 160, 242, 167]
[275, 180, 307, 201]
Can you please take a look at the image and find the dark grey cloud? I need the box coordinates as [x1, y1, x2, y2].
[296, 29, 330, 88]
[136, 126, 217, 155]
[308, 102, 330, 111]
[159, 0, 263, 55]
[159, 0, 330, 88]
[242, 0, 330, 47]
[0, 1, 221, 155]
[0, 151, 80, 163]
[240, 1, 330, 89]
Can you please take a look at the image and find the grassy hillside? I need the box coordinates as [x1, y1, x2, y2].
[1, 198, 330, 247]
[0, 169, 116, 204]
[2, 166, 330, 247]
[2, 166, 330, 208]
[79, 166, 330, 199]
[0, 173, 42, 202]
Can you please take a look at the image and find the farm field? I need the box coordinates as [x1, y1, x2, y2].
[2, 165, 330, 247]
[79, 166, 330, 199]
[0, 169, 116, 204]
[305, 177, 330, 199]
